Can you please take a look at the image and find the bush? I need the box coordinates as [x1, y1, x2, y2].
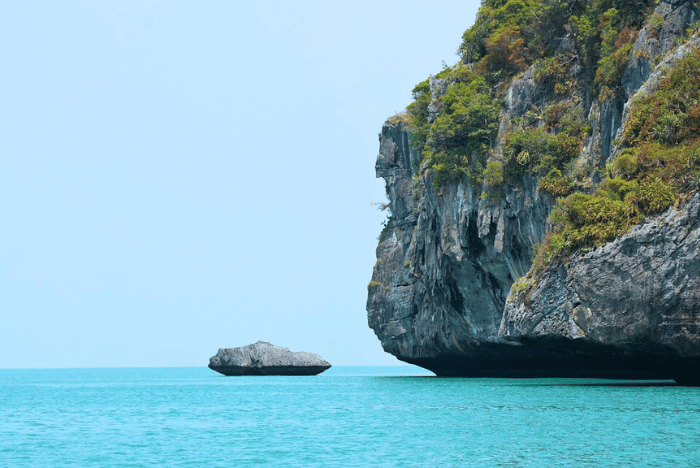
[427, 149, 474, 188]
[599, 177, 639, 201]
[633, 177, 675, 215]
[534, 57, 569, 91]
[480, 24, 529, 80]
[560, 193, 639, 248]
[634, 141, 700, 189]
[425, 74, 503, 186]
[430, 75, 501, 153]
[483, 160, 505, 187]
[544, 103, 566, 128]
[605, 151, 639, 178]
[406, 80, 432, 150]
[647, 13, 664, 37]
[502, 128, 582, 181]
[460, 0, 547, 78]
[510, 276, 531, 295]
[386, 112, 409, 126]
[538, 168, 574, 196]
[532, 233, 567, 272]
[596, 42, 633, 96]
[504, 128, 551, 169]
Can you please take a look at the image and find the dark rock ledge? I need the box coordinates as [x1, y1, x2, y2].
[208, 341, 332, 376]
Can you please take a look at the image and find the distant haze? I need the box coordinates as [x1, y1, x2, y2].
[1, 1, 479, 368]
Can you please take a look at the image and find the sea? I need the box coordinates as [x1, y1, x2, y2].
[1, 366, 699, 467]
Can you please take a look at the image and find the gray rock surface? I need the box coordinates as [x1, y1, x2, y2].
[368, 121, 553, 376]
[370, 119, 700, 381]
[208, 341, 331, 376]
[502, 194, 700, 385]
[622, 0, 699, 100]
[367, 0, 700, 383]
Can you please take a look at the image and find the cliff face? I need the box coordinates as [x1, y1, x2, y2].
[502, 193, 700, 384]
[368, 0, 700, 383]
[369, 121, 554, 376]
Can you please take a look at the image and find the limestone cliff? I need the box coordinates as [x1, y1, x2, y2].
[368, 0, 700, 383]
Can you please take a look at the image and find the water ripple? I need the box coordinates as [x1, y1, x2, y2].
[0, 368, 698, 467]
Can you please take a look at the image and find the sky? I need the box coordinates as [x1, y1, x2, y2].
[1, 1, 480, 368]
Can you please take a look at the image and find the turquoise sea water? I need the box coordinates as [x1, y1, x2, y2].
[1, 366, 699, 467]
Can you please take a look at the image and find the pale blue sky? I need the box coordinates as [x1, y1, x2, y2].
[1, 1, 479, 368]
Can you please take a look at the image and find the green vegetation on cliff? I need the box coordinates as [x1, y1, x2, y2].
[396, 0, 700, 269]
[624, 47, 700, 146]
[459, 0, 652, 84]
[405, 0, 656, 188]
[407, 68, 502, 187]
[532, 46, 700, 269]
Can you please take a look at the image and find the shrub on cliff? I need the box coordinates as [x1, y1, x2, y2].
[406, 79, 432, 151]
[430, 74, 500, 153]
[538, 168, 573, 196]
[405, 69, 502, 187]
[595, 29, 636, 97]
[624, 48, 700, 145]
[459, 0, 546, 72]
[502, 127, 582, 184]
[541, 172, 675, 257]
[483, 160, 505, 186]
[546, 192, 639, 252]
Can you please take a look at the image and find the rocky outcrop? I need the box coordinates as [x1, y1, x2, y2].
[369, 120, 556, 377]
[369, 120, 673, 379]
[208, 341, 331, 376]
[622, 0, 700, 100]
[367, 0, 700, 383]
[502, 193, 700, 385]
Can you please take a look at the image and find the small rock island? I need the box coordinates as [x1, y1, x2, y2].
[208, 341, 332, 376]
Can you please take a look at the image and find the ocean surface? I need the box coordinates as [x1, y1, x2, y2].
[1, 366, 699, 467]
